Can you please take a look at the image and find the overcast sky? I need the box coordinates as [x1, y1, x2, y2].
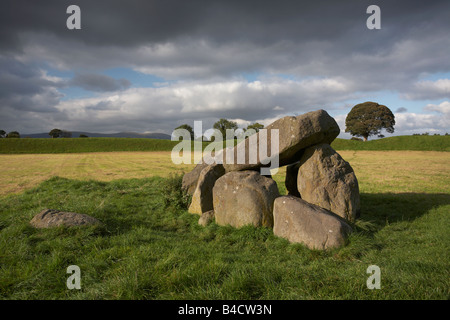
[1, 0, 449, 138]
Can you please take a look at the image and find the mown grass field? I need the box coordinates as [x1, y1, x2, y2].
[0, 139, 449, 299]
[0, 151, 448, 196]
[0, 152, 197, 196]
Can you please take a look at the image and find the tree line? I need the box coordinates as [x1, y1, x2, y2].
[0, 130, 20, 138]
[0, 129, 88, 138]
[49, 129, 89, 138]
[48, 129, 75, 138]
[175, 119, 264, 141]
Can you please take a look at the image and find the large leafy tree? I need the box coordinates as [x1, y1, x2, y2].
[49, 128, 62, 138]
[0, 130, 5, 138]
[213, 118, 238, 138]
[345, 102, 395, 141]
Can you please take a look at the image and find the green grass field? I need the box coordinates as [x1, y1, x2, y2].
[0, 135, 449, 154]
[331, 135, 450, 151]
[0, 137, 182, 154]
[0, 146, 449, 299]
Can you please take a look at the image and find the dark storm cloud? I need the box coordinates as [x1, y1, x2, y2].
[2, 0, 447, 48]
[0, 57, 54, 98]
[3, 0, 445, 85]
[0, 0, 210, 50]
[0, 56, 63, 112]
[70, 73, 131, 92]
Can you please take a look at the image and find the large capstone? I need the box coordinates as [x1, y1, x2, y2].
[221, 109, 340, 173]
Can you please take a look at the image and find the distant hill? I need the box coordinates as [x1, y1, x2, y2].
[23, 131, 171, 139]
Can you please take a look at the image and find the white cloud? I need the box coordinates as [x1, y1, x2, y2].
[393, 110, 449, 135]
[402, 79, 450, 100]
[40, 77, 356, 134]
[424, 101, 450, 115]
[334, 114, 347, 133]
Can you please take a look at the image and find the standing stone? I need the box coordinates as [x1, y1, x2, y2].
[222, 109, 340, 172]
[297, 143, 360, 221]
[182, 162, 208, 195]
[30, 209, 102, 228]
[213, 171, 280, 228]
[285, 162, 301, 197]
[188, 164, 225, 215]
[273, 196, 352, 250]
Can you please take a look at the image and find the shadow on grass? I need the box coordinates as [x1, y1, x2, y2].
[360, 192, 450, 226]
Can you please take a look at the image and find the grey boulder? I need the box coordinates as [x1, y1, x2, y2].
[188, 164, 225, 215]
[182, 162, 208, 195]
[297, 143, 360, 221]
[273, 196, 352, 250]
[213, 171, 280, 228]
[30, 209, 102, 228]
